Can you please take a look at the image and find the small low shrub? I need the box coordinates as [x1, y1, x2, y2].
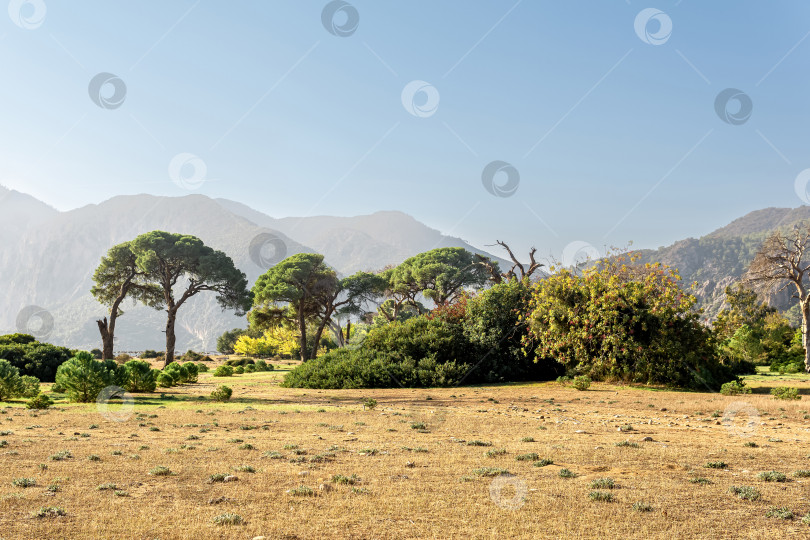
[12, 477, 36, 488]
[704, 461, 727, 469]
[772, 387, 801, 401]
[759, 471, 788, 482]
[589, 491, 614, 502]
[213, 365, 234, 377]
[729, 485, 760, 500]
[26, 393, 53, 410]
[766, 506, 794, 520]
[589, 478, 615, 489]
[213, 513, 243, 525]
[559, 468, 576, 478]
[720, 379, 751, 396]
[571, 375, 591, 391]
[33, 507, 65, 518]
[211, 386, 233, 402]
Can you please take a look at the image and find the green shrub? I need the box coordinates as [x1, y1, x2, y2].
[213, 365, 234, 377]
[766, 507, 793, 520]
[182, 362, 199, 383]
[771, 387, 800, 401]
[211, 385, 233, 402]
[18, 375, 40, 398]
[244, 363, 255, 373]
[253, 359, 272, 372]
[758, 471, 788, 482]
[155, 373, 173, 388]
[140, 350, 160, 359]
[123, 360, 157, 393]
[589, 491, 614, 502]
[0, 359, 23, 401]
[90, 349, 103, 359]
[0, 334, 73, 382]
[234, 366, 245, 375]
[195, 362, 209, 373]
[54, 352, 117, 403]
[26, 393, 53, 410]
[163, 362, 188, 384]
[571, 375, 591, 391]
[225, 357, 255, 367]
[721, 379, 751, 396]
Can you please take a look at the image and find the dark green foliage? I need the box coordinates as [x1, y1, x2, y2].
[123, 360, 157, 393]
[253, 359, 272, 372]
[140, 350, 160, 359]
[0, 360, 24, 401]
[225, 357, 255, 367]
[211, 385, 233, 402]
[54, 352, 117, 403]
[90, 349, 103, 359]
[195, 362, 209, 373]
[26, 393, 53, 410]
[0, 334, 73, 382]
[155, 372, 173, 388]
[771, 387, 800, 400]
[213, 365, 234, 377]
[217, 329, 246, 355]
[720, 379, 751, 396]
[18, 375, 40, 398]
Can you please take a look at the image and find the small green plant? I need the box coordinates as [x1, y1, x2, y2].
[332, 474, 360, 485]
[210, 385, 233, 402]
[704, 461, 728, 469]
[571, 375, 591, 391]
[615, 441, 640, 448]
[473, 467, 509, 477]
[793, 470, 810, 478]
[520, 437, 535, 443]
[87, 455, 100, 462]
[744, 441, 759, 448]
[729, 485, 760, 501]
[288, 485, 315, 497]
[149, 466, 172, 476]
[238, 443, 254, 450]
[758, 471, 788, 482]
[720, 379, 751, 396]
[589, 491, 614, 502]
[766, 507, 793, 520]
[534, 459, 554, 467]
[233, 465, 255, 473]
[632, 501, 653, 512]
[33, 507, 66, 518]
[486, 448, 507, 458]
[410, 422, 426, 430]
[208, 473, 228, 483]
[213, 513, 244, 525]
[233, 366, 245, 375]
[590, 478, 615, 489]
[25, 394, 53, 410]
[516, 453, 539, 462]
[362, 398, 377, 410]
[96, 483, 118, 491]
[466, 440, 492, 447]
[48, 450, 72, 461]
[12, 477, 36, 488]
[558, 468, 576, 478]
[771, 387, 801, 401]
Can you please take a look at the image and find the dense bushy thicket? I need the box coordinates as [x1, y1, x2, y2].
[54, 352, 126, 403]
[0, 359, 41, 401]
[283, 280, 559, 389]
[0, 334, 74, 382]
[526, 257, 747, 390]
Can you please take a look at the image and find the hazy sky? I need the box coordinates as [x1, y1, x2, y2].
[2, 1, 810, 262]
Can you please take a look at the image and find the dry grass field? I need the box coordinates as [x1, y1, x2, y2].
[1, 362, 810, 539]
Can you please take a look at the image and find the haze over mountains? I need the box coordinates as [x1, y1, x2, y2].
[0, 186, 509, 351]
[3, 186, 809, 352]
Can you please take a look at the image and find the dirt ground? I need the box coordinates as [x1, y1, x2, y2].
[1, 365, 809, 539]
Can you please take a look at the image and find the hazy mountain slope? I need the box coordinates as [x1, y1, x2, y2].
[215, 200, 510, 272]
[637, 207, 810, 321]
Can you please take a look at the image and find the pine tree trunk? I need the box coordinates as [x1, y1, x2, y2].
[165, 309, 177, 368]
[298, 309, 308, 362]
[803, 302, 810, 373]
[96, 317, 114, 360]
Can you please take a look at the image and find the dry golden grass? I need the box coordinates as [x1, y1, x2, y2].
[1, 365, 810, 539]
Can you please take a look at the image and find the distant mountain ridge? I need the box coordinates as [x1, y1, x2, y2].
[0, 189, 507, 351]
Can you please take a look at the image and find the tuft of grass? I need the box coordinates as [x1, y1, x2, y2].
[87, 454, 101, 462]
[793, 470, 810, 478]
[729, 486, 760, 501]
[212, 513, 243, 525]
[410, 422, 426, 430]
[589, 491, 614, 502]
[758, 471, 788, 482]
[632, 501, 653, 512]
[208, 473, 228, 483]
[149, 466, 172, 476]
[12, 477, 36, 488]
[589, 477, 615, 489]
[331, 474, 359, 485]
[704, 461, 727, 469]
[515, 453, 539, 462]
[744, 441, 759, 448]
[97, 483, 118, 491]
[288, 485, 316, 497]
[32, 507, 66, 518]
[534, 459, 554, 467]
[233, 465, 255, 473]
[615, 441, 640, 448]
[520, 437, 535, 442]
[263, 451, 283, 459]
[358, 448, 378, 456]
[466, 440, 492, 447]
[473, 467, 509, 477]
[766, 507, 794, 520]
[558, 468, 577, 478]
[238, 443, 255, 450]
[48, 450, 72, 461]
[486, 448, 507, 458]
[690, 477, 712, 485]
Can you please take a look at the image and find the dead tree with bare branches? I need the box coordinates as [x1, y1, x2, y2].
[476, 240, 544, 283]
[746, 227, 810, 372]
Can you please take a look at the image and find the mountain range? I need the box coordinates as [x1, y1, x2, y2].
[3, 186, 808, 352]
[0, 186, 508, 352]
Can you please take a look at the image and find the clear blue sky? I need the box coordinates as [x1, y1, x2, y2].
[2, 1, 810, 261]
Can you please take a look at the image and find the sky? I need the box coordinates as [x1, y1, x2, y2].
[2, 0, 810, 263]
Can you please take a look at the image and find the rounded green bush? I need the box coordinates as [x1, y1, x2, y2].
[155, 373, 174, 388]
[213, 365, 234, 377]
[54, 351, 116, 403]
[123, 360, 157, 393]
[210, 385, 232, 402]
[233, 366, 245, 375]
